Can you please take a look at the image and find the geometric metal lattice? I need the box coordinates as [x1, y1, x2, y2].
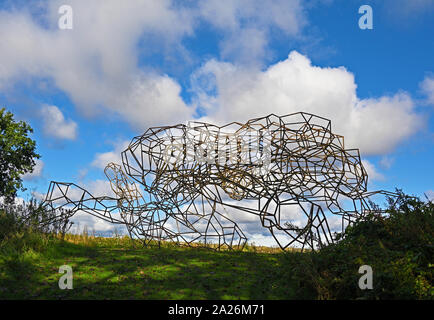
[42, 113, 395, 251]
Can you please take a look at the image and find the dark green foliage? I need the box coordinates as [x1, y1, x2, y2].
[0, 108, 40, 202]
[281, 190, 434, 299]
[0, 199, 73, 246]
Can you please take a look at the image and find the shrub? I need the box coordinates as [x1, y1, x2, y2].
[281, 190, 434, 299]
[0, 198, 73, 256]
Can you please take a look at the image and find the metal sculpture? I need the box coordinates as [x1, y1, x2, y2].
[42, 113, 395, 251]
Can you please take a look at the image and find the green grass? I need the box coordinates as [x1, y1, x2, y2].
[1, 191, 432, 300]
[0, 235, 297, 300]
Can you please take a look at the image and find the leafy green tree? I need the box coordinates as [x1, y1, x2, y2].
[0, 108, 40, 202]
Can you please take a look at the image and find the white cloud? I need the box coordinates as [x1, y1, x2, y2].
[0, 1, 308, 129]
[192, 51, 423, 155]
[31, 191, 46, 202]
[22, 159, 44, 181]
[113, 74, 195, 130]
[379, 156, 394, 170]
[0, 1, 196, 130]
[420, 75, 434, 105]
[91, 140, 130, 170]
[40, 105, 78, 140]
[199, 0, 305, 36]
[70, 211, 124, 234]
[425, 190, 434, 202]
[248, 233, 280, 247]
[362, 159, 385, 182]
[198, 0, 306, 65]
[85, 179, 115, 198]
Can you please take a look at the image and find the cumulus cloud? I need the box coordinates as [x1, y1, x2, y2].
[91, 140, 131, 170]
[40, 105, 77, 140]
[113, 74, 195, 130]
[0, 1, 196, 130]
[192, 51, 423, 155]
[362, 159, 385, 182]
[198, 0, 306, 65]
[0, 0, 308, 130]
[420, 75, 434, 105]
[425, 190, 434, 202]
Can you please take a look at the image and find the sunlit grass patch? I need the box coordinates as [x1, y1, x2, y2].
[0, 233, 294, 300]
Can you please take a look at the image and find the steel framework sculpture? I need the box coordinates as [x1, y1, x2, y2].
[42, 113, 395, 251]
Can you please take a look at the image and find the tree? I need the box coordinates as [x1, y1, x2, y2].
[0, 108, 40, 202]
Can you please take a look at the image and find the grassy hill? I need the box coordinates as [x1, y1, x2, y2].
[0, 234, 297, 300]
[1, 191, 433, 300]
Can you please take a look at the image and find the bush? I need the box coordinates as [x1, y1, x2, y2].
[0, 209, 21, 242]
[1, 199, 73, 236]
[0, 199, 73, 255]
[282, 191, 434, 299]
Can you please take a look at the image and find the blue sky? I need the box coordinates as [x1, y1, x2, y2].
[1, 0, 433, 242]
